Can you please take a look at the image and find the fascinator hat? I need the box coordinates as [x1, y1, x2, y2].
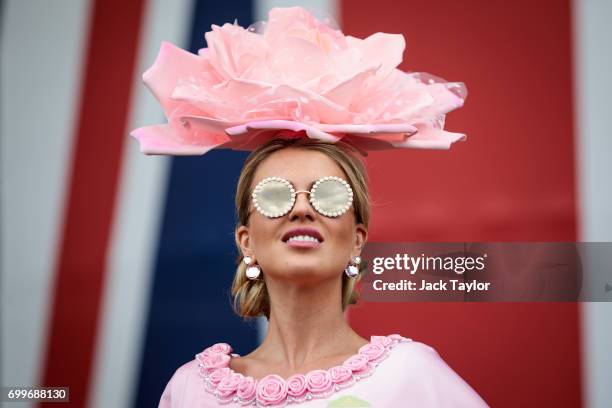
[130, 7, 467, 156]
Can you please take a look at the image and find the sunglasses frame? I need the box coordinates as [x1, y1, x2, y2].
[251, 176, 354, 218]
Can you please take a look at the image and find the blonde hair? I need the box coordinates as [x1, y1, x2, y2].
[231, 138, 370, 319]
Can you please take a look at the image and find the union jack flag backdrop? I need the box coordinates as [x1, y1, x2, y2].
[2, 0, 611, 407]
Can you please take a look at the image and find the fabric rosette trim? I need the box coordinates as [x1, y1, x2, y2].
[195, 334, 412, 407]
[131, 6, 467, 157]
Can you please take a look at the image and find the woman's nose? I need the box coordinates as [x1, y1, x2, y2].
[288, 191, 315, 221]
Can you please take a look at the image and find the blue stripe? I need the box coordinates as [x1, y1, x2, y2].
[135, 1, 256, 406]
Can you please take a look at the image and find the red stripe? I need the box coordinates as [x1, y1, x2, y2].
[343, 0, 581, 406]
[39, 0, 145, 406]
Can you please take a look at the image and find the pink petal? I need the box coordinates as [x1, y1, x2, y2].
[130, 125, 219, 155]
[321, 66, 378, 106]
[393, 89, 436, 120]
[221, 129, 275, 150]
[264, 7, 346, 49]
[204, 24, 236, 79]
[391, 125, 466, 149]
[241, 84, 350, 123]
[347, 32, 405, 76]
[267, 36, 330, 84]
[142, 42, 204, 118]
[318, 123, 417, 135]
[204, 23, 268, 80]
[180, 115, 242, 133]
[226, 120, 342, 143]
[172, 78, 272, 118]
[264, 7, 316, 43]
[280, 85, 350, 123]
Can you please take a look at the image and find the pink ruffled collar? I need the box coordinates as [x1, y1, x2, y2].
[196, 334, 411, 407]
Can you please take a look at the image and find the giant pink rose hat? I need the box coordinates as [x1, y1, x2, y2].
[131, 6, 467, 155]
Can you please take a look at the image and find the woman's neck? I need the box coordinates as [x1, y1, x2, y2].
[251, 277, 367, 371]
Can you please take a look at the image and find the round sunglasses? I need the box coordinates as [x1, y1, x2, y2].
[251, 176, 354, 218]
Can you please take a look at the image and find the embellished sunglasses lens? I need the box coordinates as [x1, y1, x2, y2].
[252, 177, 295, 218]
[310, 176, 353, 217]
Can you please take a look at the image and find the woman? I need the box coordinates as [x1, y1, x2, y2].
[157, 138, 488, 407]
[131, 6, 487, 407]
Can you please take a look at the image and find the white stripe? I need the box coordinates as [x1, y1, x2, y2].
[255, 0, 338, 28]
[581, 304, 612, 408]
[0, 0, 92, 403]
[87, 0, 194, 407]
[252, 0, 338, 345]
[573, 0, 612, 407]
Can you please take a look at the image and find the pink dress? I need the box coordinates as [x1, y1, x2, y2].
[159, 334, 488, 407]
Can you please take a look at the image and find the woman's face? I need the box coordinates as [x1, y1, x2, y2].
[236, 148, 367, 285]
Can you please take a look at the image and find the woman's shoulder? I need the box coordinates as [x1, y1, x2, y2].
[163, 342, 237, 384]
[158, 346, 225, 408]
[369, 335, 446, 375]
[158, 359, 198, 407]
[357, 333, 439, 361]
[385, 336, 465, 380]
[386, 336, 443, 363]
[166, 358, 200, 382]
[382, 336, 489, 407]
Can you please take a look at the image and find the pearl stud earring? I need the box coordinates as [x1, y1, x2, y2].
[244, 256, 261, 280]
[344, 256, 361, 278]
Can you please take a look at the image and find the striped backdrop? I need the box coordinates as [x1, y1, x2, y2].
[1, 0, 610, 407]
